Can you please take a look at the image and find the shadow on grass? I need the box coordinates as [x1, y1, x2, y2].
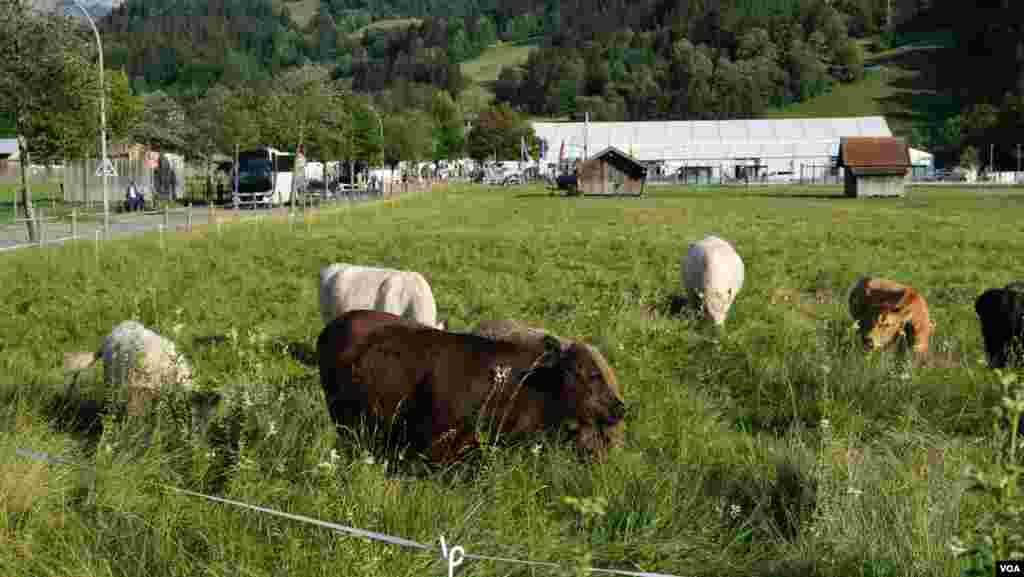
[742, 192, 850, 200]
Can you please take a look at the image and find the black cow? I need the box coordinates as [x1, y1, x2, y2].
[975, 281, 1024, 368]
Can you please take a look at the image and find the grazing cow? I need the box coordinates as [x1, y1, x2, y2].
[319, 263, 443, 329]
[63, 320, 194, 416]
[683, 236, 745, 326]
[318, 310, 626, 464]
[975, 281, 1024, 368]
[847, 277, 933, 354]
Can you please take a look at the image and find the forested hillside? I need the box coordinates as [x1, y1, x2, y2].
[84, 0, 1024, 168]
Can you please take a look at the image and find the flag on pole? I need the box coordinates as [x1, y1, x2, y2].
[521, 135, 527, 163]
[559, 139, 566, 162]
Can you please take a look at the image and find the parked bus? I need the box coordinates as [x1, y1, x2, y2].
[233, 147, 295, 207]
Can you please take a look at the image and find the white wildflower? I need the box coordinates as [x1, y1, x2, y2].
[846, 487, 863, 496]
[729, 504, 742, 519]
[266, 420, 278, 438]
[531, 443, 543, 456]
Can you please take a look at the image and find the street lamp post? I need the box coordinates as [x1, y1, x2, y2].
[70, 0, 109, 239]
[366, 103, 383, 193]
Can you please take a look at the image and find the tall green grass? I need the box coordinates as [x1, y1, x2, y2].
[1, 184, 1019, 576]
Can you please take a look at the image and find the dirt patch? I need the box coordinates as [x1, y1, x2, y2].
[769, 287, 836, 308]
[770, 288, 800, 305]
[303, 208, 321, 225]
[830, 447, 866, 467]
[832, 209, 850, 225]
[175, 224, 208, 240]
[0, 461, 49, 513]
[213, 211, 241, 226]
[622, 207, 689, 226]
[271, 208, 290, 225]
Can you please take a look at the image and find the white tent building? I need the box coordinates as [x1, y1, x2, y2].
[532, 116, 895, 183]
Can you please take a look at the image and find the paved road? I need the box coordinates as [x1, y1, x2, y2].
[0, 193, 381, 252]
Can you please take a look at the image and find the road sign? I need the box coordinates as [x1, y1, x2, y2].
[95, 157, 118, 178]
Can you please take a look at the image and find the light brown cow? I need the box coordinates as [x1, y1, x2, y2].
[848, 277, 934, 354]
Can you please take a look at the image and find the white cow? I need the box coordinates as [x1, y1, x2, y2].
[63, 320, 194, 416]
[319, 263, 443, 329]
[682, 236, 745, 326]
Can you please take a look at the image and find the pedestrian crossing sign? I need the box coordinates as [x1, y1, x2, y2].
[95, 158, 118, 178]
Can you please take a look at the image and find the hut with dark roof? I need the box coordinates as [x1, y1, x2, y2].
[576, 146, 647, 196]
[838, 137, 911, 198]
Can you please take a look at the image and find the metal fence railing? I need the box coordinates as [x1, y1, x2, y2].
[0, 177, 442, 252]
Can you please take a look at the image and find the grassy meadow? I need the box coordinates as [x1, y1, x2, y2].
[459, 41, 538, 85]
[1, 183, 1021, 576]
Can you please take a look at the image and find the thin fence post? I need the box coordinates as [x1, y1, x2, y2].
[187, 203, 192, 232]
[38, 209, 45, 248]
[163, 205, 169, 229]
[159, 224, 165, 252]
[71, 208, 77, 240]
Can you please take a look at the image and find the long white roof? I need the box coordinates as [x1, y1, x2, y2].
[532, 116, 893, 163]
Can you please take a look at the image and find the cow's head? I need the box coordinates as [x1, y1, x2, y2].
[522, 335, 626, 460]
[861, 300, 915, 351]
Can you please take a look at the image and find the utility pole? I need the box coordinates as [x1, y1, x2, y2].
[990, 143, 995, 179]
[586, 112, 591, 158]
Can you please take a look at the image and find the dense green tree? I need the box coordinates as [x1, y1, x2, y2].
[430, 91, 465, 160]
[383, 110, 433, 169]
[466, 102, 535, 161]
[0, 110, 14, 137]
[1, 0, 97, 240]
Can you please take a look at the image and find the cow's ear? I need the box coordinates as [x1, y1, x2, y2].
[976, 289, 1003, 318]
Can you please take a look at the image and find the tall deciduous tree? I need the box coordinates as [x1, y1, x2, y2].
[430, 90, 465, 161]
[466, 102, 536, 161]
[1, 0, 99, 241]
[383, 110, 433, 171]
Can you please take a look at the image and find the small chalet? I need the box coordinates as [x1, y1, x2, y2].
[576, 146, 647, 196]
[838, 137, 911, 198]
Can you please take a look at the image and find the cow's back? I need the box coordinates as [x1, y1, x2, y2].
[320, 264, 399, 325]
[376, 271, 439, 328]
[683, 236, 744, 324]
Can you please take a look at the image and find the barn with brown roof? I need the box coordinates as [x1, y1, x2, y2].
[576, 146, 647, 196]
[838, 137, 911, 198]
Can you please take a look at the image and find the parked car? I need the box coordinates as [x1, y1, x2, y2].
[502, 173, 523, 186]
[556, 173, 577, 191]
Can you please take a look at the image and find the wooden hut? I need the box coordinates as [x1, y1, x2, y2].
[838, 137, 911, 197]
[576, 146, 647, 196]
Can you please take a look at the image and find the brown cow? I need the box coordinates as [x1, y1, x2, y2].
[318, 310, 626, 465]
[848, 277, 934, 354]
